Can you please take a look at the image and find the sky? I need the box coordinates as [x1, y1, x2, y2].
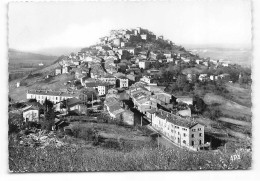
[8, 0, 252, 51]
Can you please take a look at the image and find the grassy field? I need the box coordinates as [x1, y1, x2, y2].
[225, 83, 252, 107]
[9, 134, 251, 172]
[182, 65, 208, 74]
[203, 93, 251, 119]
[70, 122, 151, 142]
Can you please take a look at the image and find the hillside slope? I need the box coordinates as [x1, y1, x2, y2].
[9, 62, 70, 102]
[203, 93, 251, 119]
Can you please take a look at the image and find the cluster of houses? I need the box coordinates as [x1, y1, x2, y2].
[19, 27, 224, 151]
[102, 77, 205, 150]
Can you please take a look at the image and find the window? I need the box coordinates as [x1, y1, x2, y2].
[183, 140, 186, 145]
[191, 141, 194, 146]
[199, 133, 202, 137]
[183, 133, 186, 137]
[192, 129, 196, 132]
[191, 134, 194, 138]
[198, 128, 202, 131]
[178, 132, 180, 135]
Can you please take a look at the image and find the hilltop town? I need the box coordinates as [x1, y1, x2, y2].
[8, 27, 252, 171]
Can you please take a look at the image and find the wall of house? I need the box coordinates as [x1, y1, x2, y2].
[151, 113, 204, 151]
[120, 79, 128, 88]
[26, 93, 75, 106]
[23, 110, 39, 122]
[189, 124, 204, 150]
[122, 111, 134, 125]
[98, 86, 107, 96]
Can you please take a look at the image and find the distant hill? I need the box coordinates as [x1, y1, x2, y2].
[9, 49, 58, 64]
[33, 47, 81, 56]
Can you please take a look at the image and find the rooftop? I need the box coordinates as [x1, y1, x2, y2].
[66, 98, 82, 107]
[155, 110, 198, 128]
[27, 89, 80, 97]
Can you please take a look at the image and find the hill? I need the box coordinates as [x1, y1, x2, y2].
[33, 47, 81, 56]
[9, 48, 58, 64]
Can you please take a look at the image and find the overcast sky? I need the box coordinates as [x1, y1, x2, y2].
[8, 0, 252, 51]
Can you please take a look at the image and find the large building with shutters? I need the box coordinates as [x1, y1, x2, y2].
[151, 109, 204, 151]
[26, 89, 89, 111]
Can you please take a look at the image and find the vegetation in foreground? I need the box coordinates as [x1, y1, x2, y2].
[9, 132, 251, 172]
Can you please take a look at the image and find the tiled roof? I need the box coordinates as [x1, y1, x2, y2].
[27, 90, 80, 97]
[66, 98, 82, 107]
[175, 96, 193, 102]
[132, 92, 147, 99]
[103, 74, 115, 78]
[146, 108, 157, 114]
[155, 110, 198, 128]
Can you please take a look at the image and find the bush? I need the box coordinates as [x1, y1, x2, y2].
[102, 139, 121, 150]
[9, 124, 19, 134]
[64, 128, 73, 136]
[203, 107, 222, 120]
[8, 143, 252, 172]
[71, 125, 96, 141]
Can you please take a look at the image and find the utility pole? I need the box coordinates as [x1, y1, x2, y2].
[92, 93, 94, 108]
[180, 133, 181, 147]
[66, 98, 68, 114]
[157, 133, 159, 149]
[141, 116, 143, 126]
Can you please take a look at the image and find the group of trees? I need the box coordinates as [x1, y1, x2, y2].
[164, 74, 194, 94]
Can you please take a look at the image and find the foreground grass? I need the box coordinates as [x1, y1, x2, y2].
[9, 143, 251, 172]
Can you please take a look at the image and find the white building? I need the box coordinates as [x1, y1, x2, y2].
[85, 82, 110, 96]
[141, 34, 147, 40]
[196, 59, 202, 64]
[22, 106, 39, 122]
[26, 90, 88, 111]
[199, 74, 208, 82]
[118, 76, 129, 88]
[140, 75, 157, 85]
[139, 61, 150, 69]
[164, 53, 172, 59]
[151, 109, 204, 151]
[99, 75, 116, 85]
[175, 96, 193, 105]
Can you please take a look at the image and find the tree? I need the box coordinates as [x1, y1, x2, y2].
[70, 52, 76, 56]
[28, 99, 37, 103]
[165, 82, 178, 93]
[193, 95, 207, 114]
[176, 75, 187, 91]
[203, 106, 221, 120]
[183, 83, 192, 92]
[41, 98, 55, 131]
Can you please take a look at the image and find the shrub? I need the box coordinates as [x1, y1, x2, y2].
[203, 107, 222, 120]
[9, 124, 19, 134]
[71, 125, 96, 141]
[102, 139, 121, 150]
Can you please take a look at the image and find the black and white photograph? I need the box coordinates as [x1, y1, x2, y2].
[6, 0, 254, 173]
